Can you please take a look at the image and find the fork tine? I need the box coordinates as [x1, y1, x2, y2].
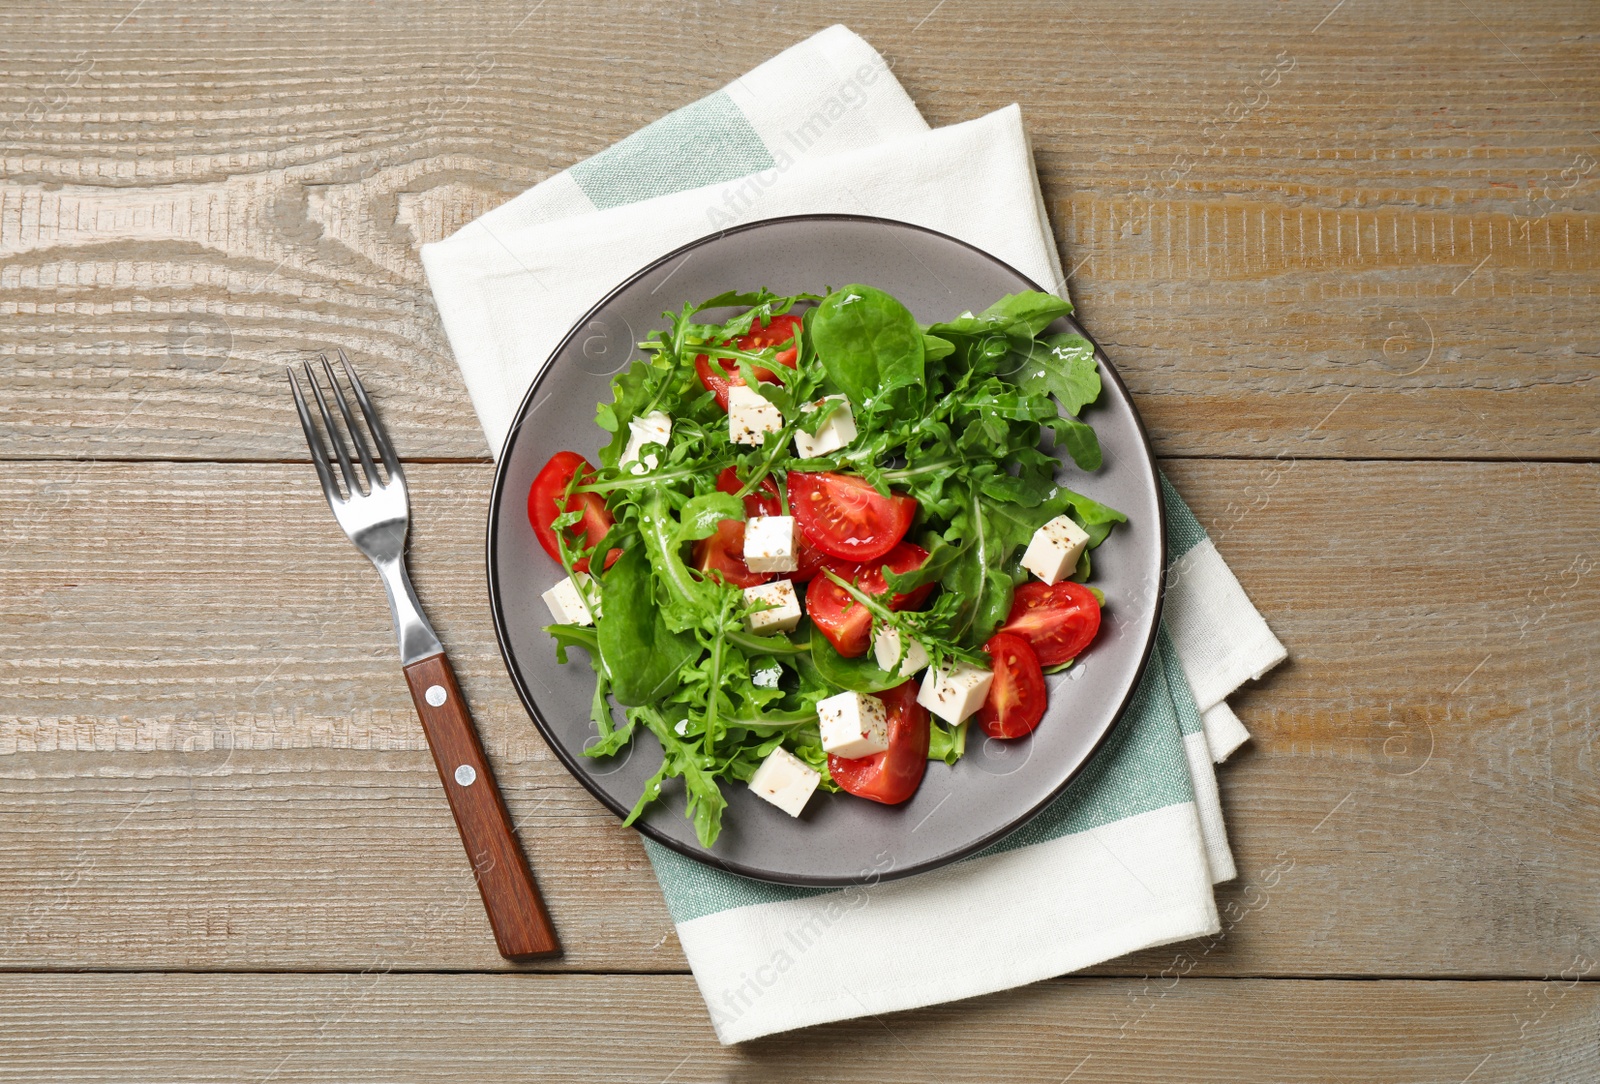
[320, 353, 378, 491]
[337, 348, 404, 484]
[303, 361, 359, 497]
[287, 366, 343, 505]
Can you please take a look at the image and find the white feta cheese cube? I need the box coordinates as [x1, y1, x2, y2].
[916, 660, 995, 725]
[541, 573, 598, 626]
[620, 410, 672, 474]
[872, 625, 930, 679]
[792, 395, 858, 459]
[742, 579, 801, 634]
[728, 384, 783, 445]
[747, 745, 820, 817]
[743, 515, 798, 573]
[817, 690, 890, 759]
[1020, 514, 1091, 585]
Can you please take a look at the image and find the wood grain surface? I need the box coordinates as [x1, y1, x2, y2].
[2, 460, 1594, 976]
[1, 0, 1596, 461]
[3, 974, 1596, 1083]
[3, 0, 1596, 1076]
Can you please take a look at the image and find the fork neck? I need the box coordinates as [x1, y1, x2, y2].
[371, 555, 444, 665]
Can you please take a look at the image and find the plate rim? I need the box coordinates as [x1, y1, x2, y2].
[485, 212, 1167, 886]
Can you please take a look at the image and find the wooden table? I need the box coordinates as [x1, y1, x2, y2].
[3, 1, 1596, 1079]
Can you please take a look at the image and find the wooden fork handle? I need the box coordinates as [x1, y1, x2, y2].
[402, 652, 561, 960]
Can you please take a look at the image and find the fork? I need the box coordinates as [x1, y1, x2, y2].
[289, 351, 560, 961]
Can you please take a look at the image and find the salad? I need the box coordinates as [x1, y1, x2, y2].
[529, 284, 1124, 848]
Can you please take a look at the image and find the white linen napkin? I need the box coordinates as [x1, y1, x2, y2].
[421, 25, 1285, 1044]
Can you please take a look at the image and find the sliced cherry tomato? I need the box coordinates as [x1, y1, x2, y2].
[829, 680, 930, 805]
[715, 465, 781, 517]
[739, 312, 803, 363]
[528, 450, 617, 573]
[805, 542, 932, 658]
[790, 533, 830, 584]
[977, 632, 1048, 739]
[694, 313, 803, 411]
[999, 581, 1103, 667]
[691, 518, 771, 589]
[790, 471, 917, 563]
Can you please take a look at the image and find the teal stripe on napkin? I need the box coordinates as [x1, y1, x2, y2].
[570, 91, 776, 210]
[1160, 473, 1207, 559]
[1159, 626, 1206, 737]
[646, 486, 1213, 925]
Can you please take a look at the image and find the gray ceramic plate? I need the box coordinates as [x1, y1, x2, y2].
[487, 215, 1164, 887]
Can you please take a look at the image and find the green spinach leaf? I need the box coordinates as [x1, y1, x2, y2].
[807, 622, 906, 694]
[596, 546, 698, 706]
[811, 284, 925, 406]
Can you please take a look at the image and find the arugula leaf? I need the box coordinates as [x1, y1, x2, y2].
[937, 490, 1023, 648]
[811, 284, 925, 407]
[595, 546, 698, 706]
[597, 356, 678, 467]
[1048, 416, 1103, 471]
[926, 482, 1126, 648]
[1009, 333, 1101, 415]
[636, 488, 717, 627]
[617, 705, 730, 849]
[546, 623, 620, 739]
[1058, 486, 1128, 547]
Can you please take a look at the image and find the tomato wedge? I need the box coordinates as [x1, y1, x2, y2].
[977, 632, 1048, 739]
[790, 471, 917, 563]
[694, 313, 803, 411]
[528, 451, 617, 573]
[715, 465, 781, 517]
[789, 533, 830, 584]
[829, 680, 930, 805]
[691, 519, 771, 589]
[999, 581, 1103, 667]
[806, 542, 933, 658]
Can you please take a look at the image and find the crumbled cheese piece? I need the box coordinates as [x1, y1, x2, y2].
[728, 384, 783, 445]
[916, 660, 995, 725]
[541, 573, 599, 626]
[792, 395, 858, 459]
[620, 410, 672, 474]
[817, 691, 890, 759]
[747, 746, 820, 817]
[752, 664, 783, 689]
[872, 626, 930, 679]
[1020, 514, 1091, 585]
[743, 515, 798, 573]
[742, 579, 802, 634]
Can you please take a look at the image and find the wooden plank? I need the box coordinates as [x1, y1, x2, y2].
[3, 974, 1596, 1082]
[2, 459, 1595, 974]
[2, 1, 1596, 460]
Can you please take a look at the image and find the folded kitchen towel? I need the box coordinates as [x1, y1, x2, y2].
[421, 25, 1286, 1044]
